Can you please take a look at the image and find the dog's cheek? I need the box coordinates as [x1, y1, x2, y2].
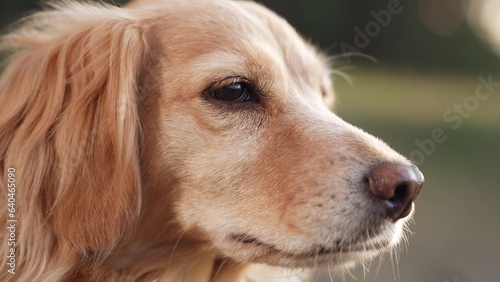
[171, 136, 264, 229]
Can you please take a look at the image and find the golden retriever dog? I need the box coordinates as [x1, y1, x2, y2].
[0, 0, 424, 281]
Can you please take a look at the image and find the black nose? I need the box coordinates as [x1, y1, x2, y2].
[365, 163, 424, 221]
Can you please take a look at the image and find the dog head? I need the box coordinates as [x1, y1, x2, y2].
[134, 0, 424, 269]
[0, 0, 424, 277]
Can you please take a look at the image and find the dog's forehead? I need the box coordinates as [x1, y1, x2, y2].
[147, 0, 327, 89]
[237, 1, 327, 79]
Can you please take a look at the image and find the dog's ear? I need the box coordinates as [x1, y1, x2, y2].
[0, 3, 147, 252]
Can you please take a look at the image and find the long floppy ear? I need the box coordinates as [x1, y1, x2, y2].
[0, 2, 146, 252]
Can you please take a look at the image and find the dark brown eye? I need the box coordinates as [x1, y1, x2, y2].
[210, 82, 256, 103]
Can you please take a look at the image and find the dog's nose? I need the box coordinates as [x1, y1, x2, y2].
[365, 163, 424, 221]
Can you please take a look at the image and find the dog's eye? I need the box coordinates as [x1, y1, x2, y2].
[210, 82, 256, 103]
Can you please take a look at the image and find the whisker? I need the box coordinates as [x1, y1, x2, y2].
[330, 68, 355, 85]
[166, 231, 185, 272]
[327, 263, 335, 282]
[345, 266, 357, 281]
[326, 52, 378, 64]
[389, 248, 400, 282]
[373, 251, 388, 282]
[210, 257, 229, 282]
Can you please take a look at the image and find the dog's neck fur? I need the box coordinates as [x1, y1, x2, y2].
[101, 222, 266, 281]
[103, 245, 236, 281]
[104, 245, 303, 282]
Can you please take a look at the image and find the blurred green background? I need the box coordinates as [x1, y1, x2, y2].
[1, 0, 499, 281]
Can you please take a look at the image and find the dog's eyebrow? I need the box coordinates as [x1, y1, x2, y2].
[190, 51, 246, 73]
[191, 46, 284, 75]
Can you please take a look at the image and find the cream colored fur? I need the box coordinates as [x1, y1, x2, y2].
[0, 0, 416, 281]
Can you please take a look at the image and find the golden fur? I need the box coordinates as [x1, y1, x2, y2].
[0, 0, 421, 281]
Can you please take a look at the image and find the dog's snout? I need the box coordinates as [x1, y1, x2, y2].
[364, 163, 424, 221]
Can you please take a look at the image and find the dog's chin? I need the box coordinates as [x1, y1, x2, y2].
[221, 240, 385, 269]
[215, 216, 409, 270]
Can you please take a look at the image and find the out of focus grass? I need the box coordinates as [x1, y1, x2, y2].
[315, 67, 500, 282]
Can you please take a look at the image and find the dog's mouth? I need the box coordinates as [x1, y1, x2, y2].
[227, 232, 391, 267]
[230, 233, 390, 255]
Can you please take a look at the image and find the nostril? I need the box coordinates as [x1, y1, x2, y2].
[365, 163, 424, 221]
[388, 183, 410, 208]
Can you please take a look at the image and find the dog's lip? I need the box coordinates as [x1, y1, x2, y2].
[229, 233, 390, 258]
[396, 201, 414, 221]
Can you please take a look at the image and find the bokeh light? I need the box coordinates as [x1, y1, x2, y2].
[467, 0, 500, 56]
